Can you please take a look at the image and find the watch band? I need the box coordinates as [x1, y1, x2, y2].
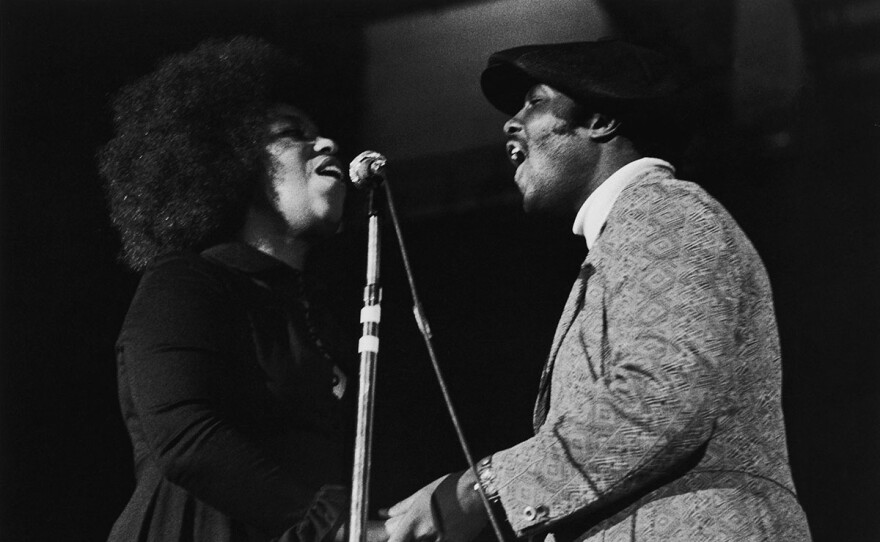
[474, 455, 500, 502]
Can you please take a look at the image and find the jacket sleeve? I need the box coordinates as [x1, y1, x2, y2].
[491, 187, 741, 535]
[118, 256, 345, 540]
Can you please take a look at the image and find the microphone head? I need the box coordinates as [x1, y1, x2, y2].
[349, 150, 387, 189]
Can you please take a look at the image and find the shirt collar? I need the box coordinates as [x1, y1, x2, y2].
[201, 242, 294, 275]
[572, 157, 675, 249]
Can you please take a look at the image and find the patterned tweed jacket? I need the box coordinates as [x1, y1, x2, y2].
[491, 168, 812, 541]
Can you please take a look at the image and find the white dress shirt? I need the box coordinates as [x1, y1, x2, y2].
[572, 157, 676, 249]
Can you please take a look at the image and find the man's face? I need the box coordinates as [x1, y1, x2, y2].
[261, 104, 346, 238]
[504, 84, 595, 215]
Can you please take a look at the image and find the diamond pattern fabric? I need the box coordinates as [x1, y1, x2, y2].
[492, 167, 812, 541]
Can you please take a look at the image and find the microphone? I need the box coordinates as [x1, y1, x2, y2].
[348, 151, 387, 189]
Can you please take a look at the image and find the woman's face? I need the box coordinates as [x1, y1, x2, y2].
[261, 103, 346, 238]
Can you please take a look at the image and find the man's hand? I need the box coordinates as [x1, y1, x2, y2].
[384, 474, 447, 542]
[365, 519, 390, 542]
[384, 470, 488, 542]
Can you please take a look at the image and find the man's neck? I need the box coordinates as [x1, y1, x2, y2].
[588, 146, 644, 197]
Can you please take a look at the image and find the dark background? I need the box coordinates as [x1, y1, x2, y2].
[1, 0, 878, 541]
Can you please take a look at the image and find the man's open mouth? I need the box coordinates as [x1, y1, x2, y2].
[506, 141, 526, 167]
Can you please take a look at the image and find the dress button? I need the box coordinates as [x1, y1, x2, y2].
[523, 506, 536, 521]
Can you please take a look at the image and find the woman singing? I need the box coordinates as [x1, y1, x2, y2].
[99, 36, 380, 542]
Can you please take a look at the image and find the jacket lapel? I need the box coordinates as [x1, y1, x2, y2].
[533, 258, 594, 430]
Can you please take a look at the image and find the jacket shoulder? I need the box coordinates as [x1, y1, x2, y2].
[123, 252, 242, 340]
[135, 251, 246, 298]
[618, 177, 730, 225]
[602, 178, 729, 251]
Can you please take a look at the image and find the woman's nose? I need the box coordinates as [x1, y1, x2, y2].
[314, 136, 338, 155]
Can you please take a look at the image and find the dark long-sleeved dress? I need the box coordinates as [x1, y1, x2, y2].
[108, 242, 351, 542]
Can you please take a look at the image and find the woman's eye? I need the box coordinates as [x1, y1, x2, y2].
[279, 128, 309, 140]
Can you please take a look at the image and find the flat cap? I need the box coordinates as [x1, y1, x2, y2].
[481, 39, 688, 116]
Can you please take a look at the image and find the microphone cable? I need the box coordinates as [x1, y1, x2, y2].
[380, 176, 509, 542]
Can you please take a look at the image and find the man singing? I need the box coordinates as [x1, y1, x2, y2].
[384, 39, 812, 542]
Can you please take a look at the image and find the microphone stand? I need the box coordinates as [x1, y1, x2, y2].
[347, 156, 506, 542]
[349, 181, 383, 542]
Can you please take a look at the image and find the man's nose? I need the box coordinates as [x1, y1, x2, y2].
[504, 113, 524, 136]
[314, 136, 338, 155]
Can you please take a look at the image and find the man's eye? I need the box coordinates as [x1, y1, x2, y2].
[527, 98, 543, 107]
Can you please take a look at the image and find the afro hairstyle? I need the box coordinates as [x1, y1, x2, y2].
[98, 36, 312, 271]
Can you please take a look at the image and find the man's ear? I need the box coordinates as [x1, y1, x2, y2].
[587, 113, 621, 141]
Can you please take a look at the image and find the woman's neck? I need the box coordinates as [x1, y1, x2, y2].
[246, 235, 309, 270]
[239, 208, 310, 270]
